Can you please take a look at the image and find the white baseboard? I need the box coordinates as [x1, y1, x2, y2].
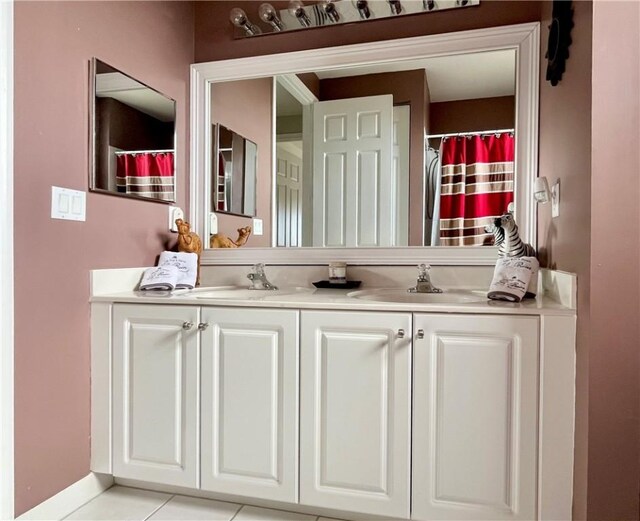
[17, 473, 113, 521]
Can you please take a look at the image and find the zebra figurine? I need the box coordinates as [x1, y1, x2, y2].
[496, 212, 536, 258]
[485, 222, 505, 249]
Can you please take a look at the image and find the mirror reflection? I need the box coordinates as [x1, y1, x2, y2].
[90, 58, 176, 202]
[213, 124, 258, 217]
[209, 49, 516, 248]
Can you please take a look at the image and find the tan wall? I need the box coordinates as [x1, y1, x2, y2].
[537, 2, 593, 518]
[588, 1, 640, 519]
[13, 1, 194, 515]
[429, 96, 515, 135]
[320, 70, 428, 246]
[212, 79, 272, 247]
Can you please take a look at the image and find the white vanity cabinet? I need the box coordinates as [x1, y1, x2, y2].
[299, 311, 412, 519]
[95, 295, 574, 521]
[112, 304, 200, 488]
[200, 307, 299, 503]
[411, 314, 539, 521]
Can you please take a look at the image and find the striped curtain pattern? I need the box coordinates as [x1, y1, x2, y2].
[116, 151, 175, 201]
[438, 134, 514, 246]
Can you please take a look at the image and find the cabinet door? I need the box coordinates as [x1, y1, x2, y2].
[412, 314, 538, 521]
[113, 304, 199, 488]
[300, 311, 411, 518]
[200, 308, 299, 503]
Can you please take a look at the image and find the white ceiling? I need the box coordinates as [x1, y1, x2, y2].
[314, 49, 516, 103]
[276, 83, 304, 118]
[96, 72, 175, 122]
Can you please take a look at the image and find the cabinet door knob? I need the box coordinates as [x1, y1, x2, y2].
[198, 323, 209, 331]
[182, 321, 194, 330]
[397, 329, 405, 338]
[417, 329, 425, 339]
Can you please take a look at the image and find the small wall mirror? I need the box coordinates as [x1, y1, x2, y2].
[89, 58, 177, 203]
[212, 124, 257, 217]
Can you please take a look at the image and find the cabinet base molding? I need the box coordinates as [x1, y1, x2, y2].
[17, 473, 114, 521]
[114, 478, 402, 521]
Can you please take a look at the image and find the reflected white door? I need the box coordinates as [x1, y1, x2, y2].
[112, 304, 199, 488]
[200, 308, 299, 503]
[276, 143, 302, 247]
[312, 95, 393, 247]
[300, 311, 411, 518]
[412, 314, 538, 521]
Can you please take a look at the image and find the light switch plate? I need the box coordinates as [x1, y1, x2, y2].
[551, 180, 560, 218]
[253, 218, 263, 236]
[51, 186, 86, 221]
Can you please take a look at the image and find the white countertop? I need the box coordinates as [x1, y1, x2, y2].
[91, 286, 575, 316]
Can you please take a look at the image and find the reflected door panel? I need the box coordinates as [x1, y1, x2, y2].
[276, 144, 302, 247]
[312, 95, 394, 247]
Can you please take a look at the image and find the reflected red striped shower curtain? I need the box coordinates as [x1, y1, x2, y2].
[116, 151, 175, 201]
[438, 134, 514, 246]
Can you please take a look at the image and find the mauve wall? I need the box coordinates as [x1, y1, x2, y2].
[211, 79, 272, 247]
[194, 1, 541, 62]
[13, 1, 194, 515]
[429, 96, 515, 134]
[319, 70, 428, 246]
[588, 2, 640, 519]
[537, 2, 593, 516]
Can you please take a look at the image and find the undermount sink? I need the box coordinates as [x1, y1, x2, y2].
[347, 288, 487, 304]
[187, 285, 313, 299]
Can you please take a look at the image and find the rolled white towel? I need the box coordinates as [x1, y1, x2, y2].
[488, 256, 539, 302]
[139, 265, 180, 291]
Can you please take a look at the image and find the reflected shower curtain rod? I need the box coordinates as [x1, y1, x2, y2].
[425, 128, 515, 141]
[114, 149, 174, 155]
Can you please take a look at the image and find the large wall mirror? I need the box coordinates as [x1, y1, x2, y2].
[191, 23, 539, 264]
[90, 58, 177, 203]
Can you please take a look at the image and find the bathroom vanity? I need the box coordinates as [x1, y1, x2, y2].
[90, 268, 576, 521]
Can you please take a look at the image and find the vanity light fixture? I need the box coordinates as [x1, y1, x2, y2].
[353, 0, 371, 19]
[229, 7, 261, 36]
[288, 0, 312, 27]
[388, 0, 403, 15]
[258, 3, 285, 31]
[320, 0, 340, 23]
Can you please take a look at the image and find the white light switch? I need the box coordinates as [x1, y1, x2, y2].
[51, 186, 86, 221]
[253, 218, 263, 236]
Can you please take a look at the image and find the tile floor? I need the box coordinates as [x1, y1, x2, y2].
[63, 486, 347, 521]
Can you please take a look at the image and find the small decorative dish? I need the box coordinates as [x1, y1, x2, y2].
[312, 280, 362, 289]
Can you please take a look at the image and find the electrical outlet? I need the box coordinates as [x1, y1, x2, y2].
[253, 218, 263, 236]
[169, 206, 184, 232]
[551, 181, 560, 218]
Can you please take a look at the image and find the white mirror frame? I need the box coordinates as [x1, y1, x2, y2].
[191, 22, 539, 265]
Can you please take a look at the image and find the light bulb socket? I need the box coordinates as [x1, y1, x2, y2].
[388, 0, 402, 14]
[229, 7, 262, 36]
[354, 0, 371, 19]
[321, 1, 340, 23]
[288, 1, 311, 27]
[259, 3, 285, 31]
[423, 0, 435, 10]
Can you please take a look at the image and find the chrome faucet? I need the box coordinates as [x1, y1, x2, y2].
[408, 264, 442, 294]
[247, 263, 278, 290]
